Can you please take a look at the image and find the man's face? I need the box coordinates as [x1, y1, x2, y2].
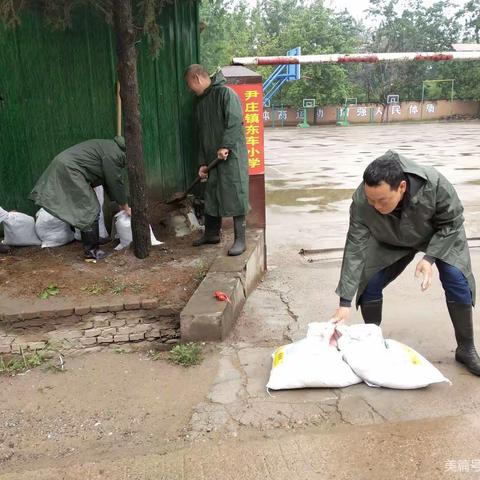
[185, 73, 209, 96]
[364, 180, 407, 214]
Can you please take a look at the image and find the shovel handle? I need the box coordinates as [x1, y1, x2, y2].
[184, 157, 223, 195]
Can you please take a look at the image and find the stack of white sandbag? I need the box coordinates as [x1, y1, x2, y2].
[35, 208, 74, 248]
[0, 207, 41, 246]
[114, 211, 163, 250]
[266, 322, 362, 390]
[266, 322, 450, 391]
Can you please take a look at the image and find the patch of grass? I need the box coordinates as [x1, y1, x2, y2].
[168, 342, 202, 367]
[113, 347, 126, 354]
[147, 349, 163, 361]
[0, 351, 47, 375]
[195, 260, 209, 282]
[130, 282, 144, 294]
[104, 276, 144, 295]
[81, 283, 105, 295]
[104, 276, 127, 295]
[38, 284, 60, 299]
[0, 344, 65, 376]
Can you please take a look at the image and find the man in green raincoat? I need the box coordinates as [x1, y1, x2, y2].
[185, 64, 249, 256]
[29, 137, 130, 260]
[331, 150, 480, 376]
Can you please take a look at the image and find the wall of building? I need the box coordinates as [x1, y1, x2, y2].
[263, 100, 480, 127]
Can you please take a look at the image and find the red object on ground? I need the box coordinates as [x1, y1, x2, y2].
[214, 291, 231, 303]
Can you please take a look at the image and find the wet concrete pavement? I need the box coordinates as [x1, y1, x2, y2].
[4, 121, 480, 479]
[266, 121, 480, 252]
[185, 121, 480, 477]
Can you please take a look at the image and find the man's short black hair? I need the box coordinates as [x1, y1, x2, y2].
[184, 64, 210, 79]
[363, 151, 406, 190]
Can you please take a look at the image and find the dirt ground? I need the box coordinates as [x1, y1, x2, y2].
[0, 349, 220, 473]
[0, 234, 225, 307]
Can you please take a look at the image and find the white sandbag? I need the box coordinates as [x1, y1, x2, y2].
[0, 207, 41, 246]
[337, 324, 450, 389]
[0, 207, 8, 223]
[94, 186, 109, 239]
[74, 186, 109, 241]
[35, 208, 74, 248]
[266, 322, 362, 390]
[114, 211, 163, 251]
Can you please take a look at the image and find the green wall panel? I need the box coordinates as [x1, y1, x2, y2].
[0, 1, 199, 214]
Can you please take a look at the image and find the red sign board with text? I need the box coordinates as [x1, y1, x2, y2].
[228, 84, 265, 176]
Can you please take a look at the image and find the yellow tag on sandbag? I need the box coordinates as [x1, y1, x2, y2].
[401, 344, 421, 365]
[273, 348, 285, 368]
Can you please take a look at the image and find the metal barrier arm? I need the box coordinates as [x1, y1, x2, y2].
[233, 51, 480, 66]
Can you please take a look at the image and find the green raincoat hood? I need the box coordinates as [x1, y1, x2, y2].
[114, 136, 126, 152]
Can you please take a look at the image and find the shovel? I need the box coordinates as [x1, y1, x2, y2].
[166, 157, 223, 204]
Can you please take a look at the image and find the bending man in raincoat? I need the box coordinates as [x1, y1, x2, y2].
[331, 150, 480, 376]
[185, 64, 249, 256]
[29, 137, 130, 260]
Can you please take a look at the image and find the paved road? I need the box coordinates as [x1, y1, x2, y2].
[265, 121, 480, 253]
[3, 121, 480, 479]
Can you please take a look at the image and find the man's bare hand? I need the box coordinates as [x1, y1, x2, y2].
[217, 148, 229, 160]
[121, 204, 131, 216]
[198, 165, 209, 180]
[330, 306, 350, 324]
[415, 258, 433, 291]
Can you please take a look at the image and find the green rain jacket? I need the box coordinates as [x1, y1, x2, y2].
[195, 71, 249, 217]
[336, 150, 475, 306]
[29, 137, 127, 231]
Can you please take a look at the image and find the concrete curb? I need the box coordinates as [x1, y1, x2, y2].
[180, 229, 266, 341]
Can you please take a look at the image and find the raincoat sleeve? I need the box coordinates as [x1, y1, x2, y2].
[425, 173, 465, 259]
[335, 201, 371, 301]
[102, 155, 127, 206]
[196, 117, 207, 167]
[220, 88, 244, 151]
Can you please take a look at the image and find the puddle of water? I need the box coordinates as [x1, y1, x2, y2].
[460, 153, 475, 157]
[266, 187, 354, 208]
[455, 167, 479, 170]
[467, 179, 480, 185]
[267, 179, 338, 189]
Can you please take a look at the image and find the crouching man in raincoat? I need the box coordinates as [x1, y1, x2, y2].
[184, 64, 249, 256]
[29, 137, 130, 260]
[331, 150, 480, 376]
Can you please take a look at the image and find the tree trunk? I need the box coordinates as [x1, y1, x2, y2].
[113, 0, 150, 259]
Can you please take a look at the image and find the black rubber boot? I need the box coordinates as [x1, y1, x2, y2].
[0, 244, 11, 254]
[81, 219, 107, 260]
[447, 302, 480, 376]
[192, 214, 221, 247]
[360, 299, 383, 326]
[98, 236, 111, 245]
[228, 215, 246, 256]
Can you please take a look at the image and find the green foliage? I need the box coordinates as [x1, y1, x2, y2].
[38, 284, 60, 299]
[200, 0, 480, 105]
[0, 351, 46, 375]
[81, 283, 105, 295]
[168, 342, 202, 367]
[200, 0, 363, 104]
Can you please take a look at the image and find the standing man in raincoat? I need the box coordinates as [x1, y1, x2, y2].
[30, 137, 130, 260]
[185, 64, 249, 256]
[331, 150, 480, 376]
